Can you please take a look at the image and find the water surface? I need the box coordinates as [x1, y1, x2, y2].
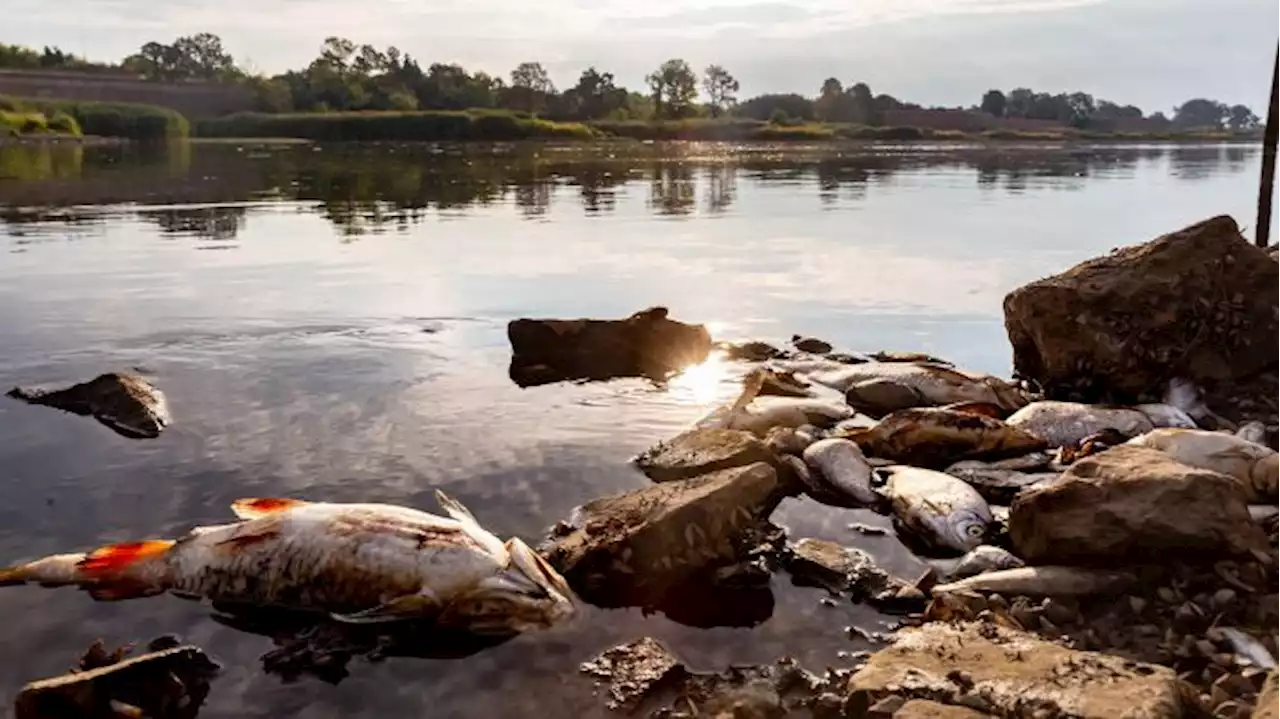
[0, 140, 1270, 717]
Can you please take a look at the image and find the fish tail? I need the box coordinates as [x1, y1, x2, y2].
[0, 540, 173, 600]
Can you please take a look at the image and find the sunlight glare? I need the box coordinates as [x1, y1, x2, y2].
[668, 353, 734, 406]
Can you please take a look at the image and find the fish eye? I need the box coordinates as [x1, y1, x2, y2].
[965, 524, 985, 537]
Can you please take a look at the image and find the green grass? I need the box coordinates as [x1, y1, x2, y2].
[0, 95, 187, 140]
[195, 110, 597, 142]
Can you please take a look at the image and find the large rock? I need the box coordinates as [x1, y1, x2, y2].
[634, 428, 778, 483]
[541, 463, 781, 607]
[507, 306, 712, 387]
[846, 621, 1189, 718]
[7, 372, 171, 440]
[1003, 215, 1278, 402]
[1009, 445, 1268, 563]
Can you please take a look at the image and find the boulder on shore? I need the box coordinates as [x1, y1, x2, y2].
[846, 621, 1189, 718]
[1009, 445, 1268, 564]
[1003, 215, 1278, 402]
[540, 462, 782, 607]
[507, 306, 712, 387]
[634, 428, 779, 483]
[7, 372, 171, 440]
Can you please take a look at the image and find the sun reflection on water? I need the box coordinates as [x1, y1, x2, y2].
[667, 352, 737, 406]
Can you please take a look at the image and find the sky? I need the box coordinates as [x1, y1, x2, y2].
[5, 0, 1277, 113]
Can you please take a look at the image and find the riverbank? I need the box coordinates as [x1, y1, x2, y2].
[192, 111, 1262, 144]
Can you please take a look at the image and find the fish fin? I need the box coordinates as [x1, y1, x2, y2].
[87, 582, 164, 602]
[230, 497, 309, 519]
[330, 594, 438, 624]
[78, 540, 174, 576]
[435, 490, 477, 524]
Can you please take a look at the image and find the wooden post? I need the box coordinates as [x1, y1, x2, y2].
[1257, 45, 1278, 247]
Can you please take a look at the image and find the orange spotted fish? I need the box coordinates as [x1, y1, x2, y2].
[0, 491, 576, 635]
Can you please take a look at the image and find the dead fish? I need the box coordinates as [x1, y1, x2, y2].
[932, 566, 1136, 597]
[0, 492, 576, 635]
[790, 335, 833, 354]
[697, 371, 844, 436]
[878, 465, 993, 553]
[867, 351, 953, 366]
[801, 438, 879, 505]
[938, 401, 1007, 419]
[1133, 403, 1198, 429]
[844, 379, 927, 418]
[1236, 421, 1269, 446]
[1127, 428, 1278, 501]
[842, 408, 1047, 469]
[805, 362, 1028, 413]
[929, 545, 1025, 581]
[7, 373, 171, 440]
[755, 367, 813, 398]
[764, 426, 814, 456]
[1004, 401, 1153, 448]
[943, 462, 1060, 504]
[1218, 627, 1277, 669]
[1057, 427, 1130, 465]
[715, 340, 786, 362]
[952, 452, 1055, 472]
[1164, 377, 1234, 430]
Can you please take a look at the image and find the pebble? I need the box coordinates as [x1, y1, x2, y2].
[1157, 587, 1178, 604]
[1212, 588, 1238, 609]
[1212, 672, 1254, 698]
[1197, 639, 1220, 657]
[848, 523, 887, 536]
[1041, 598, 1078, 626]
[1128, 595, 1148, 615]
[986, 594, 1008, 612]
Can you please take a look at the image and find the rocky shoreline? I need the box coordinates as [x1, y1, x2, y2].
[8, 213, 1278, 718]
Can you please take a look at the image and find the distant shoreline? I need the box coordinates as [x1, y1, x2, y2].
[191, 111, 1263, 145]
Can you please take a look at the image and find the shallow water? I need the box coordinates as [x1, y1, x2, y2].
[0, 140, 1271, 716]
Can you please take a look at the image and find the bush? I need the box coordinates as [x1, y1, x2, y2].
[47, 111, 82, 136]
[837, 125, 926, 141]
[768, 108, 792, 125]
[8, 97, 187, 140]
[0, 95, 24, 112]
[194, 110, 596, 142]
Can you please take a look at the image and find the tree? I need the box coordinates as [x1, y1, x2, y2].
[847, 81, 875, 124]
[123, 33, 239, 81]
[508, 61, 555, 114]
[702, 65, 739, 117]
[815, 78, 851, 121]
[646, 59, 698, 119]
[980, 89, 1006, 117]
[735, 93, 814, 122]
[1227, 104, 1260, 130]
[564, 67, 626, 120]
[1173, 98, 1229, 128]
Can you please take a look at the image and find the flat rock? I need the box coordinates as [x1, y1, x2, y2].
[847, 621, 1188, 719]
[635, 428, 778, 483]
[1009, 445, 1268, 564]
[541, 463, 782, 607]
[785, 538, 876, 592]
[580, 637, 684, 712]
[507, 306, 711, 387]
[1003, 215, 1278, 402]
[7, 372, 171, 439]
[15, 640, 220, 719]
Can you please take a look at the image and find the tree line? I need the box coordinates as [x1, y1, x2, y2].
[0, 38, 1262, 130]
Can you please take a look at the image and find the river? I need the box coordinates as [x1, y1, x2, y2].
[0, 140, 1270, 717]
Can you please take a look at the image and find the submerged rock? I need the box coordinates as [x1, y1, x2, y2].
[791, 335, 833, 354]
[541, 463, 782, 608]
[507, 306, 712, 387]
[580, 637, 685, 712]
[1003, 215, 1278, 402]
[7, 372, 171, 439]
[634, 428, 778, 483]
[1009, 445, 1268, 564]
[847, 621, 1188, 718]
[14, 638, 219, 719]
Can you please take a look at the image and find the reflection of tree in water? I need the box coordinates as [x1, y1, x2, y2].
[1169, 145, 1243, 181]
[648, 163, 696, 216]
[144, 206, 248, 241]
[567, 167, 624, 214]
[0, 143, 1255, 237]
[703, 163, 736, 213]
